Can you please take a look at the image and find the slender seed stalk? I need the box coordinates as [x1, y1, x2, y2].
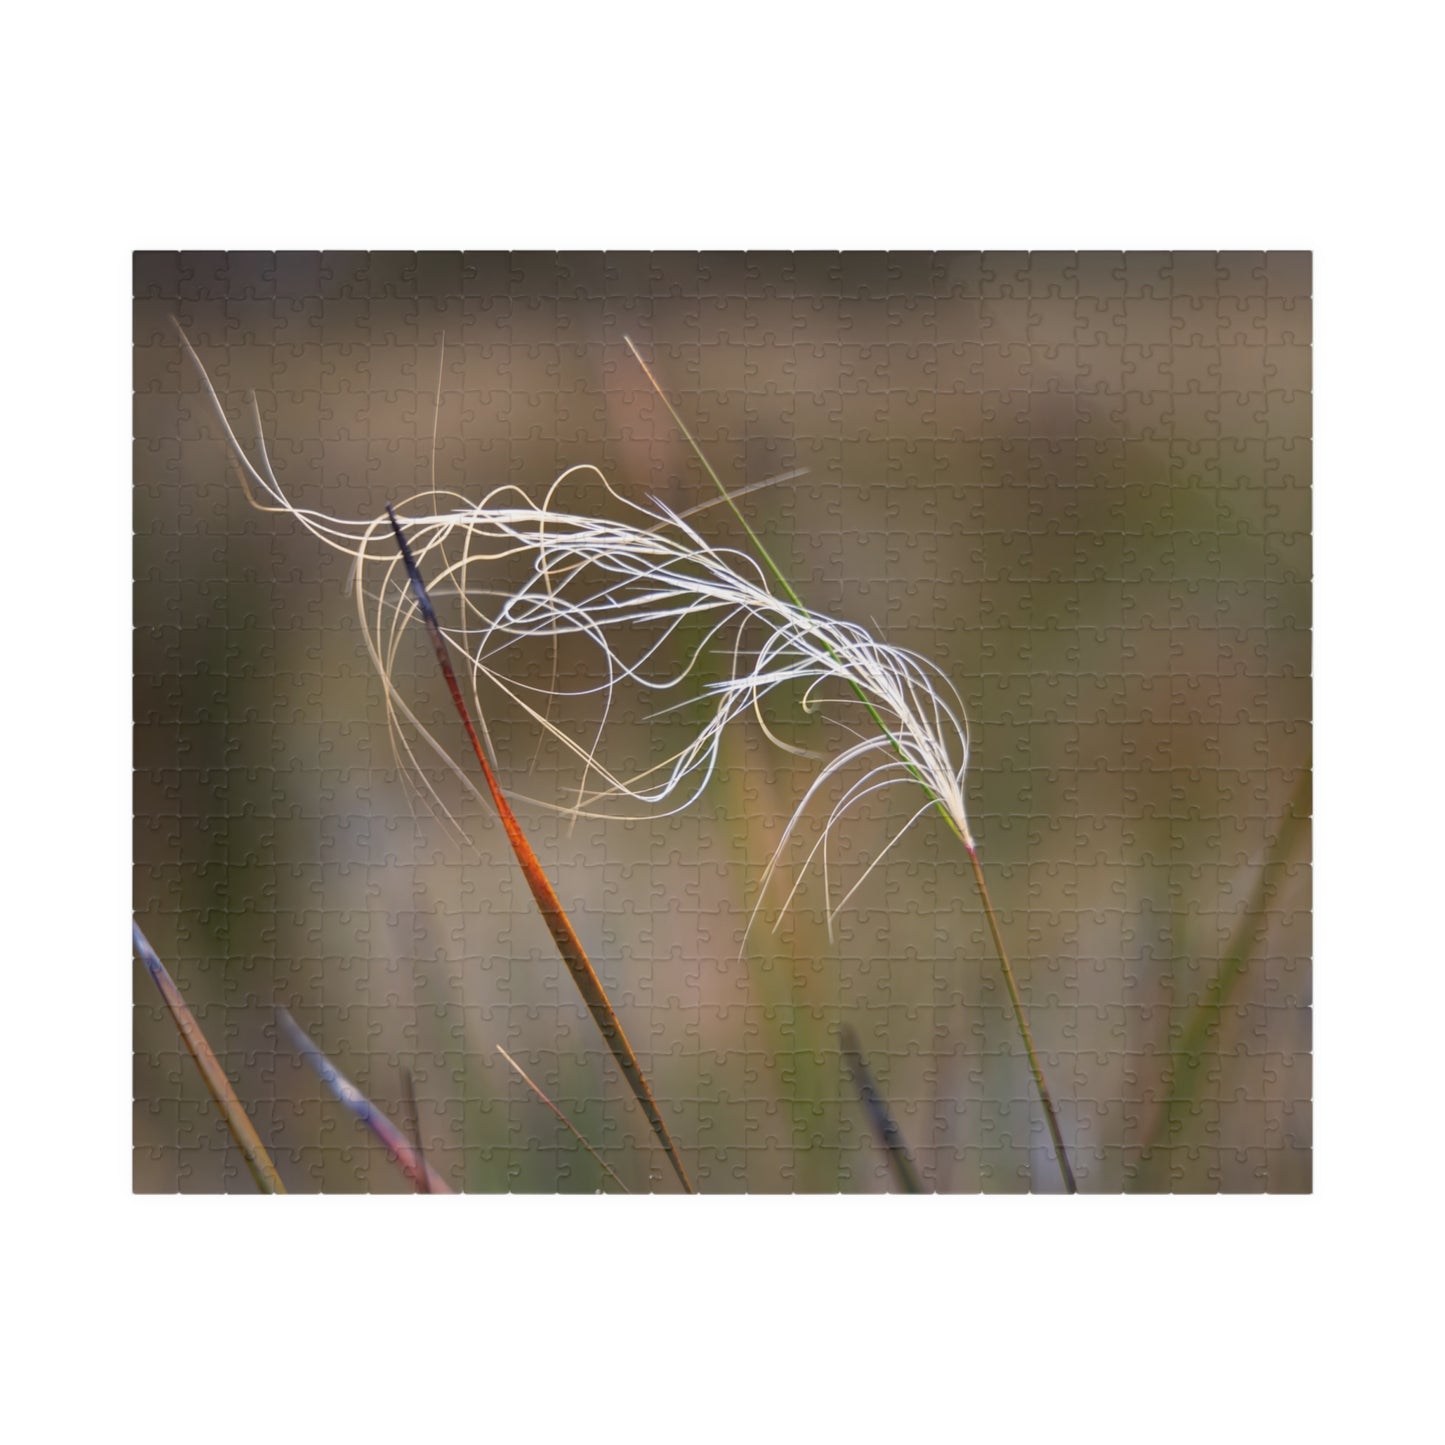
[964, 847, 1076, 1193]
[133, 921, 287, 1194]
[627, 340, 1077, 1193]
[384, 505, 695, 1194]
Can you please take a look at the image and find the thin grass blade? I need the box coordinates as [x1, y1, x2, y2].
[1140, 768, 1311, 1175]
[497, 1046, 631, 1193]
[277, 1007, 452, 1194]
[839, 1024, 924, 1194]
[400, 1066, 431, 1194]
[132, 921, 286, 1194]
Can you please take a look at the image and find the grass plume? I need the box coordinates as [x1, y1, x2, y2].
[174, 322, 969, 934]
[133, 921, 286, 1194]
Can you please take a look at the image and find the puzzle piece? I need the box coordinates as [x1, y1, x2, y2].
[134, 252, 1311, 1193]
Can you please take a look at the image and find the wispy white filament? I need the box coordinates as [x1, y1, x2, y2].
[180, 330, 974, 932]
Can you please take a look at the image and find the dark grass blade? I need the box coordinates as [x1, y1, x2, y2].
[400, 1066, 431, 1194]
[133, 921, 286, 1194]
[278, 1007, 452, 1194]
[385, 503, 695, 1193]
[497, 1046, 632, 1194]
[839, 1024, 924, 1194]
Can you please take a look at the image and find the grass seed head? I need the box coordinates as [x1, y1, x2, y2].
[180, 328, 974, 932]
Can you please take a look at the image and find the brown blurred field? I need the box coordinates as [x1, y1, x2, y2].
[133, 251, 1310, 1193]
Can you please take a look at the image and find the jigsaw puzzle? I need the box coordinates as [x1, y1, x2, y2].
[132, 251, 1311, 1193]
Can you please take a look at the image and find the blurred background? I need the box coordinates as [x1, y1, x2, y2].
[133, 251, 1310, 1193]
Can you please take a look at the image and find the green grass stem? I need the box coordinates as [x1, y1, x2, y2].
[964, 846, 1077, 1192]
